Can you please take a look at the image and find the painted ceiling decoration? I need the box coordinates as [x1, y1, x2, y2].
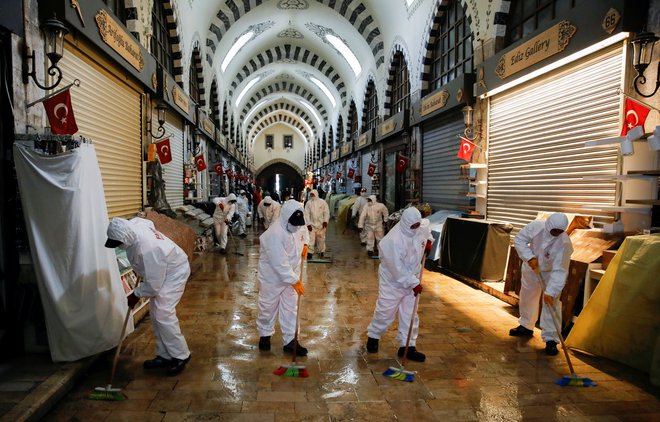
[245, 101, 319, 135]
[249, 113, 314, 147]
[240, 89, 329, 123]
[238, 81, 328, 122]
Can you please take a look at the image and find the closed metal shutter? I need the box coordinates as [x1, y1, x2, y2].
[487, 45, 623, 232]
[422, 113, 471, 211]
[161, 112, 184, 208]
[59, 41, 142, 217]
[361, 153, 373, 194]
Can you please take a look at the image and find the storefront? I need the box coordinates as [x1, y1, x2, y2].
[355, 129, 376, 196]
[375, 110, 409, 212]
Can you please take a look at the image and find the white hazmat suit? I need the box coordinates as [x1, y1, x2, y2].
[358, 195, 389, 255]
[236, 190, 249, 236]
[513, 213, 573, 343]
[213, 193, 236, 250]
[258, 195, 280, 229]
[367, 207, 426, 348]
[304, 189, 330, 256]
[256, 200, 308, 346]
[351, 190, 369, 244]
[106, 217, 191, 361]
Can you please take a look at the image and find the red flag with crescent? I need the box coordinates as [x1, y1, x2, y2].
[320, 176, 325, 183]
[367, 162, 376, 177]
[42, 89, 78, 135]
[154, 138, 172, 164]
[214, 163, 223, 176]
[457, 137, 476, 162]
[347, 168, 355, 179]
[620, 98, 650, 136]
[225, 169, 233, 179]
[395, 154, 409, 173]
[194, 154, 207, 171]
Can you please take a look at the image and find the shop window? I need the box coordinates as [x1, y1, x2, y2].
[265, 135, 274, 150]
[151, 0, 174, 75]
[189, 50, 201, 103]
[283, 135, 293, 150]
[505, 0, 579, 46]
[349, 101, 358, 136]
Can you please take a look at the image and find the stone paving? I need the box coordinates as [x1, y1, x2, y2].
[42, 223, 659, 421]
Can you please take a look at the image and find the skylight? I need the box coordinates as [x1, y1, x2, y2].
[310, 77, 336, 108]
[235, 76, 261, 106]
[300, 101, 323, 127]
[406, 0, 415, 5]
[325, 34, 361, 76]
[244, 99, 268, 122]
[221, 31, 254, 72]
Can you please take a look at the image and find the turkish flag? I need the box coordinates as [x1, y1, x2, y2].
[336, 172, 341, 180]
[347, 168, 355, 179]
[457, 137, 476, 162]
[367, 162, 376, 177]
[42, 89, 78, 134]
[320, 176, 325, 183]
[214, 163, 223, 176]
[194, 154, 207, 171]
[155, 138, 172, 164]
[395, 154, 409, 173]
[620, 98, 651, 136]
[226, 169, 233, 179]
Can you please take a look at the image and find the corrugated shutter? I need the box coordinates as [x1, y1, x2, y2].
[161, 111, 184, 208]
[59, 41, 142, 217]
[487, 45, 623, 232]
[422, 113, 471, 211]
[361, 153, 373, 194]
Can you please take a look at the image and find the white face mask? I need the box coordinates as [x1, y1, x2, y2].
[286, 223, 299, 233]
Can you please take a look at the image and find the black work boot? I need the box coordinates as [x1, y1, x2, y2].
[366, 337, 379, 353]
[367, 250, 373, 257]
[307, 253, 313, 260]
[259, 336, 271, 351]
[143, 356, 173, 369]
[509, 325, 534, 337]
[318, 252, 324, 258]
[398, 346, 426, 362]
[545, 341, 559, 356]
[166, 355, 191, 376]
[283, 340, 308, 356]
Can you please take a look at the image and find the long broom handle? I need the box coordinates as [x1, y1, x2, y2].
[109, 307, 132, 386]
[401, 250, 427, 363]
[291, 252, 306, 365]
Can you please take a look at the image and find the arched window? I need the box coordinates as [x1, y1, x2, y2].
[337, 116, 344, 144]
[103, 0, 126, 24]
[506, 0, 579, 46]
[210, 80, 220, 127]
[363, 80, 379, 131]
[349, 101, 358, 137]
[151, 0, 174, 74]
[430, 0, 474, 90]
[390, 52, 410, 116]
[188, 51, 200, 103]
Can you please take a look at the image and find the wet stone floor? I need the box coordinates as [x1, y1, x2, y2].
[45, 222, 659, 421]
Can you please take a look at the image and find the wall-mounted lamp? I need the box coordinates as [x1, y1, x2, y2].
[23, 16, 69, 91]
[631, 31, 660, 98]
[146, 101, 167, 139]
[462, 105, 477, 140]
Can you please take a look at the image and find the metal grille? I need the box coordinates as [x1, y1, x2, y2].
[162, 112, 184, 208]
[487, 45, 623, 232]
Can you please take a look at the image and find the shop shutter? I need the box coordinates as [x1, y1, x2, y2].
[361, 153, 373, 194]
[487, 45, 622, 232]
[161, 112, 185, 208]
[422, 113, 471, 211]
[59, 41, 142, 217]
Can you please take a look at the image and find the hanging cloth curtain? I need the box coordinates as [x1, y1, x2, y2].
[13, 142, 132, 362]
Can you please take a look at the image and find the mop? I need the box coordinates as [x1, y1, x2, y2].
[274, 248, 309, 378]
[89, 307, 132, 400]
[228, 226, 244, 256]
[383, 251, 427, 382]
[535, 271, 597, 387]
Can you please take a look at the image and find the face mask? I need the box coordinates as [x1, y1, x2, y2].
[368, 201, 373, 206]
[286, 223, 299, 233]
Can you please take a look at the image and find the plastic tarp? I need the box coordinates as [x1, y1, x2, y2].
[566, 234, 660, 386]
[335, 195, 358, 233]
[13, 143, 132, 362]
[326, 193, 349, 219]
[427, 210, 463, 261]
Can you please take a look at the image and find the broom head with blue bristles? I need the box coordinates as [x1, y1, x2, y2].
[382, 366, 415, 382]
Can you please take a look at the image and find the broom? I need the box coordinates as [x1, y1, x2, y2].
[228, 225, 244, 256]
[383, 250, 427, 382]
[274, 247, 309, 378]
[535, 271, 597, 387]
[89, 306, 132, 400]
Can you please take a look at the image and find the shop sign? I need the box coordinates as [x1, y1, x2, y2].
[340, 142, 352, 157]
[601, 9, 620, 34]
[172, 85, 190, 114]
[357, 132, 369, 148]
[495, 20, 577, 79]
[95, 10, 144, 71]
[379, 117, 396, 136]
[421, 89, 450, 116]
[203, 117, 214, 135]
[331, 149, 339, 161]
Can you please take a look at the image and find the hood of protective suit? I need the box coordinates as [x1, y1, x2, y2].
[361, 191, 368, 197]
[227, 193, 237, 202]
[545, 212, 569, 233]
[278, 199, 305, 229]
[107, 218, 139, 247]
[368, 194, 377, 205]
[309, 189, 319, 200]
[263, 196, 272, 205]
[399, 207, 421, 238]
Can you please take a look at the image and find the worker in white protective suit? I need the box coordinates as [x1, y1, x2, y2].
[358, 195, 389, 257]
[213, 193, 237, 254]
[365, 207, 431, 362]
[236, 190, 249, 237]
[509, 212, 573, 356]
[303, 189, 330, 259]
[351, 187, 369, 245]
[258, 195, 280, 229]
[105, 217, 191, 375]
[256, 200, 309, 355]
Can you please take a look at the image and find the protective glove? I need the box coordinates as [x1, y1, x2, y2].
[412, 284, 423, 296]
[358, 228, 363, 233]
[302, 244, 309, 259]
[543, 294, 554, 305]
[307, 225, 313, 231]
[127, 292, 139, 309]
[425, 240, 433, 253]
[322, 222, 328, 228]
[527, 257, 539, 272]
[225, 220, 230, 225]
[292, 280, 305, 295]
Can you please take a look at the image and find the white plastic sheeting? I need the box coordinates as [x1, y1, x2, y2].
[13, 143, 132, 362]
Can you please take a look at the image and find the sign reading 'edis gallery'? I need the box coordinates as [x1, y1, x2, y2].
[495, 20, 577, 79]
[95, 10, 144, 71]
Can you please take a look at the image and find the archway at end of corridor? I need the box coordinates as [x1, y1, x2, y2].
[256, 162, 304, 203]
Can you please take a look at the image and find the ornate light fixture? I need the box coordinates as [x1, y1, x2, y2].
[462, 105, 477, 140]
[146, 101, 167, 139]
[23, 16, 69, 91]
[631, 31, 660, 98]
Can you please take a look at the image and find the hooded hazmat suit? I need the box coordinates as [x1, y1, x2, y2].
[351, 189, 369, 244]
[358, 195, 389, 254]
[513, 212, 573, 343]
[213, 193, 237, 249]
[258, 195, 280, 229]
[236, 190, 249, 235]
[106, 217, 191, 361]
[256, 200, 308, 345]
[367, 207, 426, 347]
[303, 189, 330, 255]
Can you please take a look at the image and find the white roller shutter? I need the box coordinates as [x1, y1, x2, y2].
[422, 113, 471, 211]
[59, 41, 142, 217]
[361, 153, 373, 194]
[161, 112, 184, 208]
[487, 45, 623, 232]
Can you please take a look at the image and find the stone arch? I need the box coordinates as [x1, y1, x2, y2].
[384, 40, 412, 116]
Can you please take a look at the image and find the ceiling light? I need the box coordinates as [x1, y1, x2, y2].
[325, 34, 361, 76]
[310, 77, 336, 108]
[235, 77, 261, 106]
[244, 99, 269, 122]
[221, 31, 254, 72]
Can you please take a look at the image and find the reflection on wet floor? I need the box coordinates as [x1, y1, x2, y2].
[46, 223, 659, 421]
